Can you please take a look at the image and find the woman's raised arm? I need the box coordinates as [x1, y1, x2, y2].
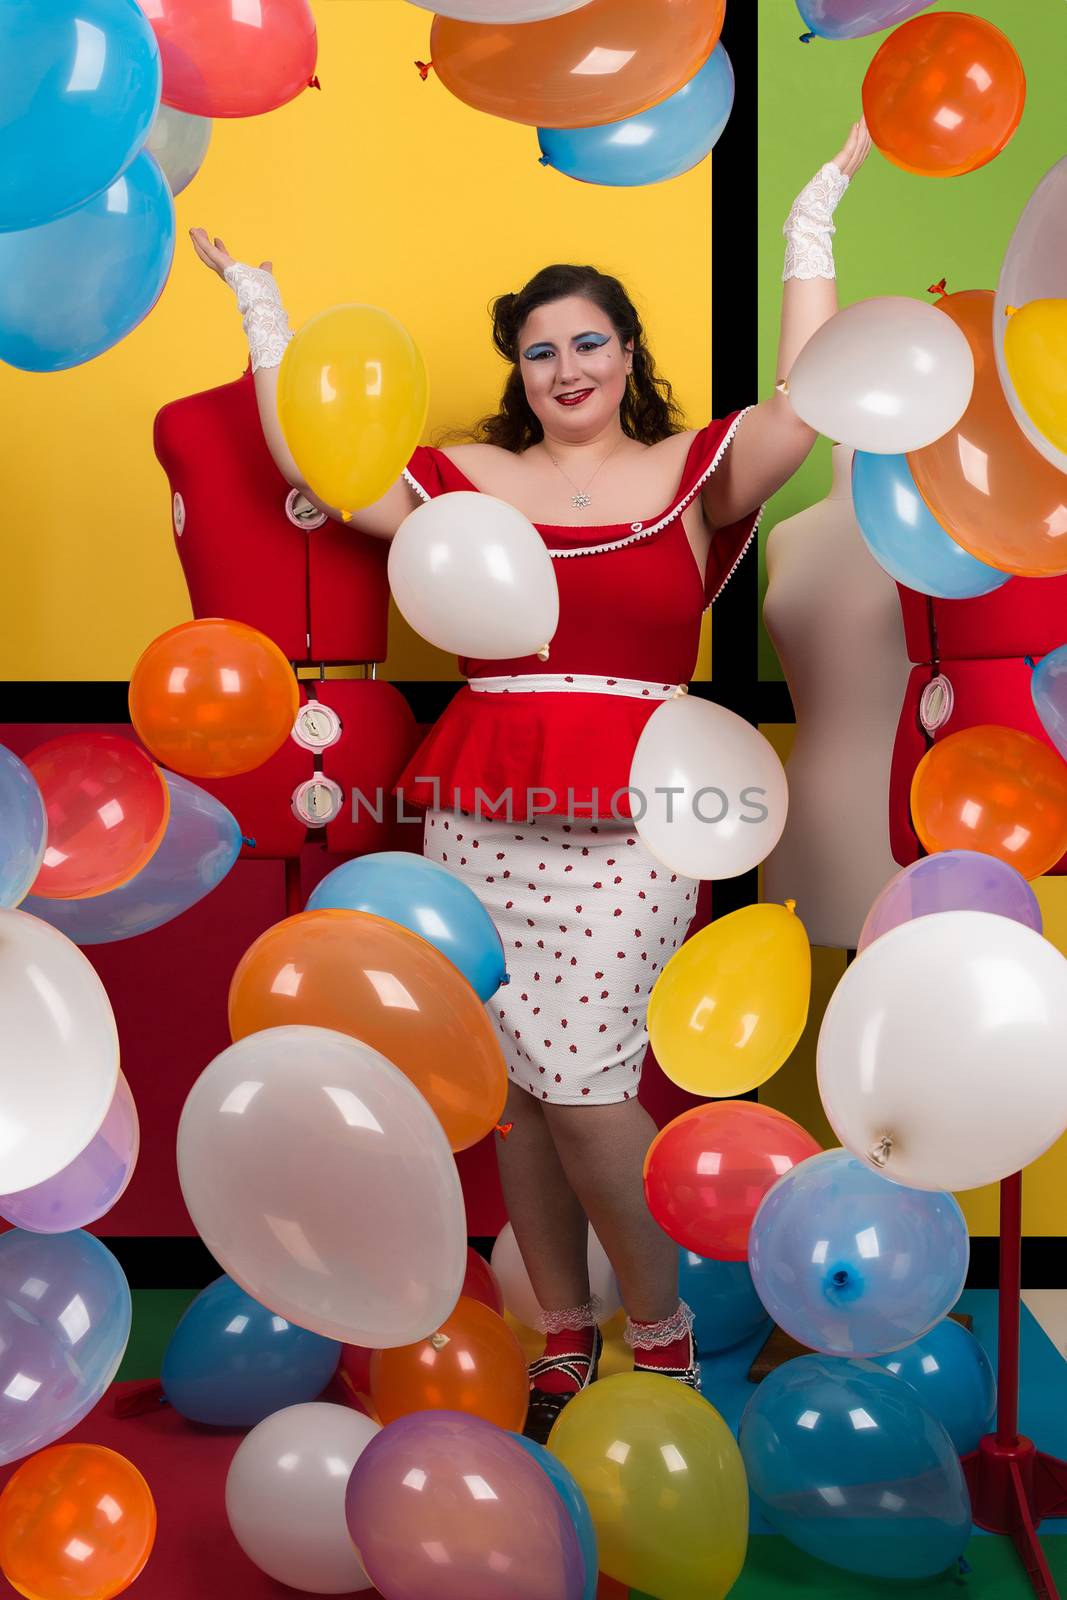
[701, 119, 872, 529]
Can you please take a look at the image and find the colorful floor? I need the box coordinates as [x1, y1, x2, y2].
[2, 1290, 1066, 1597]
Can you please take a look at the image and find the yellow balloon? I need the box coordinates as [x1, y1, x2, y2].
[1004, 297, 1067, 455]
[647, 901, 811, 1097]
[548, 1373, 748, 1600]
[278, 304, 429, 515]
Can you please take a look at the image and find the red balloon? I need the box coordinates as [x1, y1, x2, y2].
[26, 733, 170, 901]
[462, 1247, 505, 1316]
[644, 1101, 822, 1260]
[149, 0, 318, 118]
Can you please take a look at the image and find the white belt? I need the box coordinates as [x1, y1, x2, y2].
[467, 673, 688, 700]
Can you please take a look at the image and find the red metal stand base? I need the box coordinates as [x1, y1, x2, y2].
[963, 1436, 1067, 1600]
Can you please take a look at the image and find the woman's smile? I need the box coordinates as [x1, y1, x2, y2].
[555, 388, 595, 406]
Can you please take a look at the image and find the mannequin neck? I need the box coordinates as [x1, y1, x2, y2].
[828, 443, 855, 501]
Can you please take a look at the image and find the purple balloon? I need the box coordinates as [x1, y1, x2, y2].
[859, 850, 1043, 953]
[796, 0, 935, 40]
[345, 1411, 585, 1600]
[0, 1070, 139, 1232]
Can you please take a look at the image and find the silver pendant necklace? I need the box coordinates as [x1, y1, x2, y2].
[543, 435, 625, 509]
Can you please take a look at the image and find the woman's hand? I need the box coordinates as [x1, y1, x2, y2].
[830, 117, 872, 181]
[189, 228, 273, 280]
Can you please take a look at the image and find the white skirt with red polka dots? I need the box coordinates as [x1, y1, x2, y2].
[422, 808, 700, 1105]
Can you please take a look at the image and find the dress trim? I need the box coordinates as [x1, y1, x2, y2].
[401, 404, 758, 561]
[703, 502, 767, 612]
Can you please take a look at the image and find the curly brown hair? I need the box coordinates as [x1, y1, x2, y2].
[433, 264, 688, 453]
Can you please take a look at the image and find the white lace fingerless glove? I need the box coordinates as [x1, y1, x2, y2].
[223, 261, 294, 372]
[783, 161, 850, 282]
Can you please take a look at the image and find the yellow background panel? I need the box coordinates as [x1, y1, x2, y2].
[757, 723, 1067, 1239]
[0, 0, 714, 684]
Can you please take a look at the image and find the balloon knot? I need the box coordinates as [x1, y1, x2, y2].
[536, 643, 551, 662]
[927, 277, 948, 298]
[799, 30, 816, 43]
[307, 75, 321, 91]
[775, 378, 790, 397]
[869, 1134, 893, 1169]
[341, 510, 352, 524]
[429, 1331, 451, 1350]
[784, 898, 797, 915]
[499, 972, 512, 985]
[1005, 304, 1019, 318]
[538, 155, 551, 167]
[496, 1122, 515, 1140]
[114, 1380, 168, 1419]
[241, 834, 257, 849]
[958, 1556, 973, 1576]
[1024, 655, 1036, 670]
[415, 59, 434, 81]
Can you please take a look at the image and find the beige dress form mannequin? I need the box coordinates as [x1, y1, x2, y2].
[762, 444, 911, 949]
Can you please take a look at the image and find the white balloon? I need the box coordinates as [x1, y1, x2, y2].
[146, 105, 212, 198]
[994, 154, 1067, 474]
[491, 1220, 621, 1328]
[628, 696, 788, 880]
[177, 1025, 467, 1346]
[0, 909, 119, 1192]
[406, 0, 595, 20]
[226, 1403, 379, 1594]
[786, 297, 975, 454]
[818, 911, 1067, 1193]
[388, 491, 559, 659]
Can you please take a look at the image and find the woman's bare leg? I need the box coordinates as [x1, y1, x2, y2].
[495, 1080, 592, 1314]
[543, 1097, 678, 1324]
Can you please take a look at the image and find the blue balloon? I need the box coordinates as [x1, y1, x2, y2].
[851, 451, 1011, 600]
[0, 745, 47, 909]
[678, 1249, 770, 1356]
[0, 150, 175, 371]
[161, 1275, 342, 1428]
[537, 44, 734, 188]
[1031, 643, 1067, 763]
[512, 1436, 597, 1600]
[740, 1355, 971, 1580]
[306, 851, 508, 1001]
[874, 1317, 996, 1456]
[748, 1150, 969, 1357]
[0, 0, 161, 233]
[22, 770, 242, 943]
[795, 1, 936, 41]
[0, 1229, 132, 1466]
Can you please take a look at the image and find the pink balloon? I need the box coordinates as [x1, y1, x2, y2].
[149, 0, 317, 119]
[346, 1411, 585, 1600]
[0, 1072, 139, 1232]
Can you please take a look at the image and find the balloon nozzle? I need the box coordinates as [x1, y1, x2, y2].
[307, 75, 321, 91]
[775, 379, 790, 398]
[240, 835, 257, 849]
[429, 1331, 451, 1350]
[868, 1134, 893, 1169]
[496, 1122, 514, 1140]
[927, 278, 948, 298]
[536, 643, 551, 662]
[415, 59, 434, 81]
[799, 30, 815, 43]
[1005, 304, 1019, 318]
[784, 898, 797, 915]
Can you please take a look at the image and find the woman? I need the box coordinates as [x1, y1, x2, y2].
[191, 118, 870, 1443]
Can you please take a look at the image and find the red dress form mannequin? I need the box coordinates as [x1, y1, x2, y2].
[154, 369, 420, 865]
[889, 574, 1067, 873]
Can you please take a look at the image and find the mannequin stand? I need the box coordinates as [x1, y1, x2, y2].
[962, 1173, 1067, 1599]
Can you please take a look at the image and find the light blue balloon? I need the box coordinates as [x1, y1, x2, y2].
[161, 1275, 341, 1428]
[739, 1355, 971, 1580]
[306, 852, 508, 1001]
[748, 1150, 969, 1357]
[678, 1249, 770, 1356]
[537, 44, 734, 188]
[0, 1229, 132, 1466]
[1030, 644, 1067, 763]
[0, 150, 175, 372]
[874, 1317, 996, 1456]
[21, 770, 242, 944]
[0, 745, 47, 908]
[512, 1436, 597, 1600]
[0, 0, 161, 233]
[851, 451, 1011, 600]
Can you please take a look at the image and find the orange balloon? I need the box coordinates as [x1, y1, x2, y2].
[862, 12, 1025, 178]
[370, 1295, 528, 1430]
[431, 0, 724, 129]
[910, 725, 1067, 880]
[0, 1444, 156, 1600]
[907, 290, 1067, 577]
[128, 618, 300, 778]
[26, 733, 169, 901]
[228, 908, 508, 1151]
